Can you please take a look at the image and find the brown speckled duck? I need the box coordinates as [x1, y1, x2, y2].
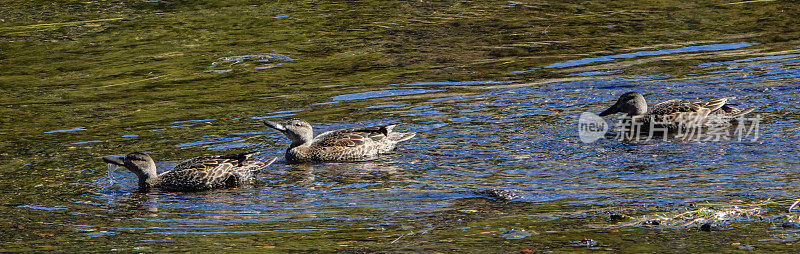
[264, 118, 416, 163]
[102, 152, 277, 192]
[599, 91, 757, 130]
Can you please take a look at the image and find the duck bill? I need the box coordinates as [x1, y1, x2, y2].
[102, 155, 126, 166]
[598, 103, 620, 116]
[263, 120, 287, 132]
[598, 107, 616, 116]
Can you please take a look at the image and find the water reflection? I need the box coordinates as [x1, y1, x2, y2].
[44, 127, 87, 134]
[331, 89, 443, 101]
[104, 192, 160, 214]
[175, 137, 241, 148]
[199, 54, 298, 75]
[544, 42, 759, 69]
[395, 80, 510, 86]
[19, 40, 800, 241]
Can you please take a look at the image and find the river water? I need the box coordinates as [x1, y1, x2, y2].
[1, 1, 799, 252]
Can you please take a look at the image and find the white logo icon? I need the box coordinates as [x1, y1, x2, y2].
[578, 112, 608, 143]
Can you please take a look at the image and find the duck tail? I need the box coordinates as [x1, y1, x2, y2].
[392, 132, 416, 142]
[721, 105, 757, 118]
[244, 157, 278, 172]
[736, 106, 757, 117]
[219, 151, 263, 164]
[382, 124, 397, 136]
[262, 157, 278, 169]
[703, 97, 730, 112]
[383, 124, 415, 142]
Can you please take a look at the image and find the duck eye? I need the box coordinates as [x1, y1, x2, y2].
[295, 123, 303, 127]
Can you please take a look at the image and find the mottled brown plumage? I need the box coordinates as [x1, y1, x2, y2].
[103, 152, 277, 192]
[599, 91, 756, 130]
[264, 119, 416, 163]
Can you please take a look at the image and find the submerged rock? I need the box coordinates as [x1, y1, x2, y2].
[499, 228, 533, 240]
[607, 212, 625, 222]
[473, 189, 518, 202]
[699, 222, 731, 231]
[570, 238, 598, 247]
[643, 219, 661, 226]
[780, 222, 800, 229]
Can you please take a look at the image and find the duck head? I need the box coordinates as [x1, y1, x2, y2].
[599, 91, 648, 117]
[103, 152, 158, 190]
[264, 118, 314, 147]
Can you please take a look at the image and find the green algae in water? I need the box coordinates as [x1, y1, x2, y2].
[1, 0, 800, 252]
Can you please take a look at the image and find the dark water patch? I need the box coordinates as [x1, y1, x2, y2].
[251, 110, 303, 120]
[175, 137, 241, 148]
[206, 142, 255, 150]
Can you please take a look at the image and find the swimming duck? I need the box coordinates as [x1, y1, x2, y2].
[599, 91, 757, 130]
[264, 118, 416, 163]
[102, 152, 277, 192]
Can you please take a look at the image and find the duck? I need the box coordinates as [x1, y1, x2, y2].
[264, 118, 416, 163]
[599, 91, 757, 131]
[102, 152, 277, 192]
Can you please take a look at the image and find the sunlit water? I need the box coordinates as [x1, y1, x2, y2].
[3, 1, 800, 251]
[13, 42, 795, 241]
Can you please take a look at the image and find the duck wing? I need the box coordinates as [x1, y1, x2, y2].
[649, 98, 728, 117]
[709, 104, 757, 119]
[313, 125, 393, 147]
[157, 159, 237, 191]
[171, 152, 262, 170]
[158, 153, 273, 191]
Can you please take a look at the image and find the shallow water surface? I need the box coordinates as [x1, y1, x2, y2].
[1, 0, 800, 252]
